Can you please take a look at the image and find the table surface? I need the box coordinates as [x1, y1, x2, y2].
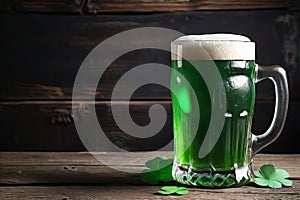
[0, 152, 299, 200]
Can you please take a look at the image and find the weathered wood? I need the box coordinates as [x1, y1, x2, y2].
[1, 183, 300, 200]
[1, 0, 299, 13]
[0, 152, 299, 185]
[0, 151, 171, 166]
[86, 0, 300, 13]
[0, 10, 299, 100]
[0, 101, 173, 151]
[0, 101, 299, 153]
[0, 152, 299, 199]
[0, 0, 85, 13]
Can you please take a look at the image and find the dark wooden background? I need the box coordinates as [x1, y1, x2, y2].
[0, 0, 299, 153]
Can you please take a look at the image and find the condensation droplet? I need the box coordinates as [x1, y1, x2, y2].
[178, 60, 182, 68]
[224, 112, 232, 118]
[176, 76, 181, 84]
[239, 110, 248, 117]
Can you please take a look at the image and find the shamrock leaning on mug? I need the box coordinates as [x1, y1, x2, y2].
[170, 34, 289, 187]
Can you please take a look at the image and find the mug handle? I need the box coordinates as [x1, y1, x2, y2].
[252, 64, 289, 155]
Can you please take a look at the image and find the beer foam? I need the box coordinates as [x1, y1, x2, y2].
[171, 34, 255, 60]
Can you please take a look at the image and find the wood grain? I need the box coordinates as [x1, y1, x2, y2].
[1, 0, 299, 13]
[86, 0, 300, 13]
[1, 152, 299, 199]
[0, 152, 299, 185]
[0, 101, 173, 151]
[0, 0, 85, 13]
[1, 184, 300, 200]
[0, 10, 299, 101]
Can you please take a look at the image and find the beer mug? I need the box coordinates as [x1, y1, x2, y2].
[170, 34, 289, 187]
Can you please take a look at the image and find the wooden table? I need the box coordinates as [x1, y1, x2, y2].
[1, 152, 299, 199]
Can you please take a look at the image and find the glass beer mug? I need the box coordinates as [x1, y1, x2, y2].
[170, 34, 289, 187]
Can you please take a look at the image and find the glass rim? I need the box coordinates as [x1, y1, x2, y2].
[171, 34, 254, 44]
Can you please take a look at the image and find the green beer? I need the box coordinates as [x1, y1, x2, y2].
[170, 34, 289, 187]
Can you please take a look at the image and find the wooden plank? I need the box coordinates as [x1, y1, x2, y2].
[86, 0, 300, 13]
[0, 151, 171, 166]
[1, 152, 299, 199]
[1, 0, 299, 13]
[0, 10, 299, 100]
[1, 183, 300, 200]
[2, 152, 298, 170]
[0, 165, 143, 185]
[0, 0, 85, 13]
[0, 101, 173, 151]
[0, 101, 299, 152]
[0, 152, 299, 185]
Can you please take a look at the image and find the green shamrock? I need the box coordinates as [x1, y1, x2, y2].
[156, 186, 188, 195]
[254, 164, 293, 188]
[140, 157, 174, 184]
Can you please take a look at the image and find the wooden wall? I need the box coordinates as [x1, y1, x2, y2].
[0, 0, 299, 153]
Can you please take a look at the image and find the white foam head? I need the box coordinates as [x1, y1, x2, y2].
[171, 34, 255, 60]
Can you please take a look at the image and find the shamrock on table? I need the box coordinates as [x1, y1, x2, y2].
[255, 164, 293, 188]
[156, 186, 188, 195]
[140, 157, 174, 184]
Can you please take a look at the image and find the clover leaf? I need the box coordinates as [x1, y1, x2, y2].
[254, 164, 293, 188]
[156, 186, 188, 195]
[140, 157, 174, 184]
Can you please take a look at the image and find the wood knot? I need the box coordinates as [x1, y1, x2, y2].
[63, 166, 77, 171]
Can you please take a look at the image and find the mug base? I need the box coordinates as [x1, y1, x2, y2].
[172, 162, 254, 187]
